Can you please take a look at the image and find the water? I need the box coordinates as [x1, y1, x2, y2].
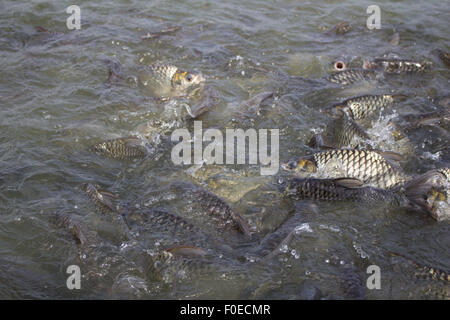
[0, 0, 449, 299]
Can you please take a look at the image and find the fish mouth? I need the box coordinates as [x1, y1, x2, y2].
[193, 73, 206, 84]
[281, 161, 297, 171]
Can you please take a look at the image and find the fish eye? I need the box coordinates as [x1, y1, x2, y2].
[334, 61, 346, 71]
[186, 74, 193, 82]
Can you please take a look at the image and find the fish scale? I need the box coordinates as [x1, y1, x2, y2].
[337, 95, 397, 120]
[285, 178, 409, 206]
[90, 136, 152, 160]
[328, 68, 376, 85]
[312, 149, 407, 189]
[373, 58, 432, 74]
[192, 189, 252, 236]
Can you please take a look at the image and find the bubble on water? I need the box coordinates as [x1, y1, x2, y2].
[294, 223, 313, 234]
[319, 224, 340, 233]
[74, 205, 78, 209]
[305, 270, 311, 276]
[421, 151, 441, 160]
[325, 259, 330, 264]
[353, 241, 369, 259]
[291, 249, 300, 259]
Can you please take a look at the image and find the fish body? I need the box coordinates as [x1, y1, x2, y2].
[145, 247, 215, 283]
[309, 111, 370, 149]
[435, 49, 450, 67]
[324, 22, 352, 36]
[90, 136, 156, 160]
[256, 203, 317, 259]
[81, 183, 118, 215]
[138, 63, 204, 98]
[328, 69, 376, 85]
[285, 177, 409, 206]
[404, 168, 450, 220]
[283, 149, 407, 189]
[190, 188, 252, 237]
[51, 212, 88, 246]
[125, 209, 200, 237]
[371, 58, 432, 74]
[334, 94, 405, 120]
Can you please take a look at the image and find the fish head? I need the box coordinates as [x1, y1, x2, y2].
[427, 187, 450, 221]
[281, 157, 316, 174]
[172, 70, 205, 92]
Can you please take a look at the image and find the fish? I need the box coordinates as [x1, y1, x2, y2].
[144, 245, 215, 283]
[236, 91, 273, 116]
[392, 109, 450, 134]
[255, 203, 317, 259]
[282, 149, 407, 189]
[105, 59, 123, 86]
[327, 68, 376, 85]
[284, 177, 409, 206]
[125, 208, 200, 237]
[189, 188, 252, 237]
[81, 183, 119, 215]
[324, 22, 352, 36]
[389, 32, 400, 46]
[308, 110, 370, 149]
[403, 168, 450, 220]
[333, 94, 407, 121]
[387, 251, 449, 283]
[90, 136, 157, 160]
[432, 49, 450, 67]
[367, 58, 432, 74]
[138, 63, 205, 98]
[51, 212, 88, 246]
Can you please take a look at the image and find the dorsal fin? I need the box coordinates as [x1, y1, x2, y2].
[333, 177, 364, 188]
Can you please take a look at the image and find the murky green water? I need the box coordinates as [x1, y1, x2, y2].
[0, 0, 449, 299]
